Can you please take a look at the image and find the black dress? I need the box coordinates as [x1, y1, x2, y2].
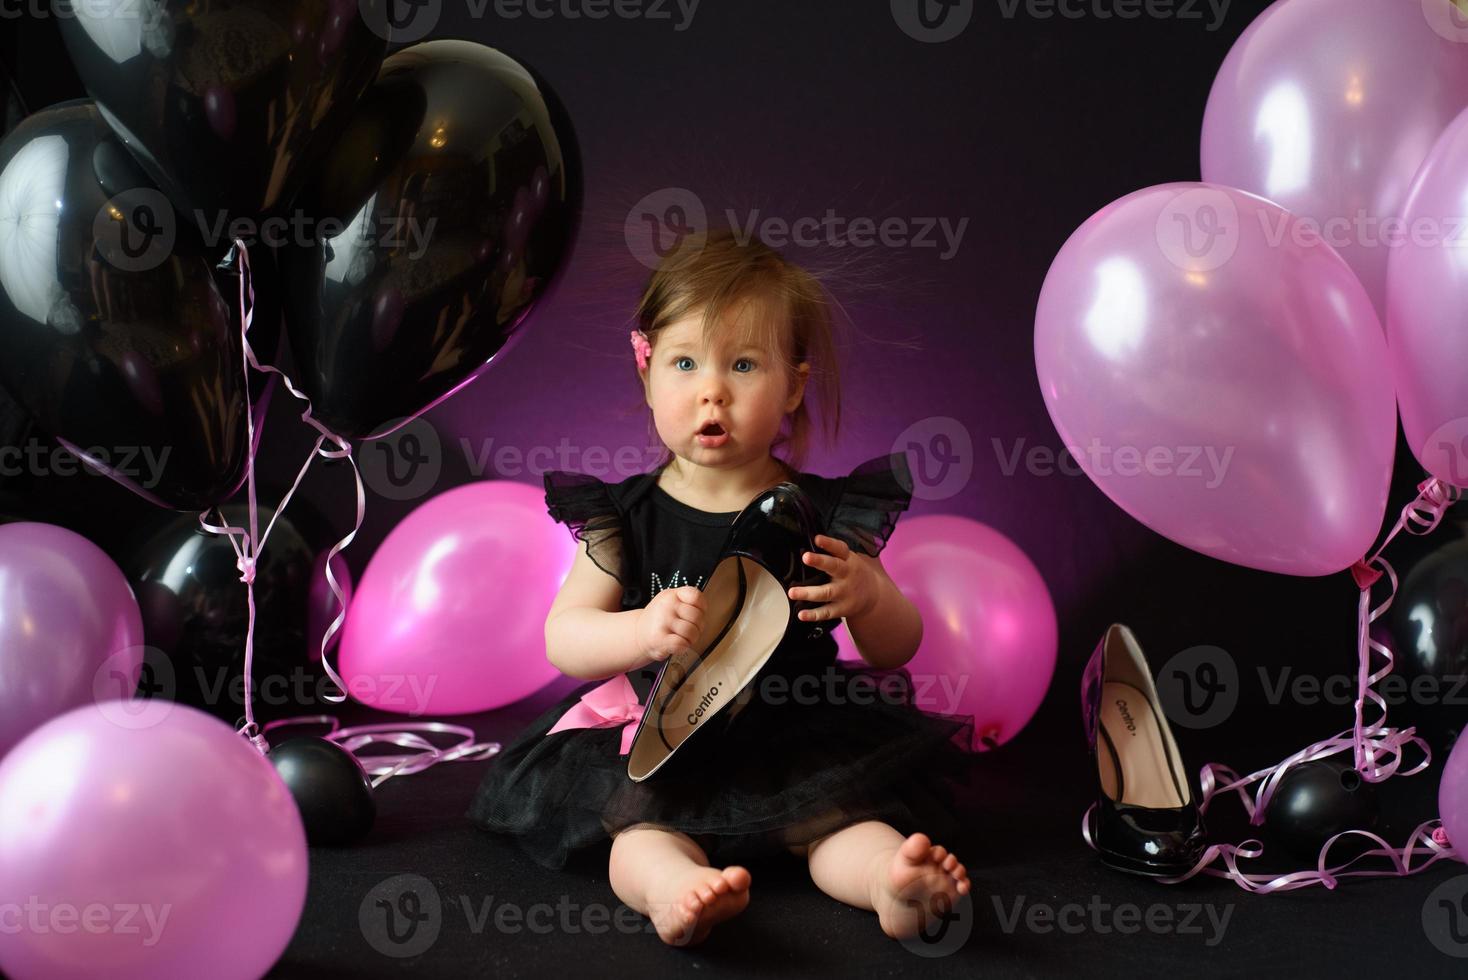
[466, 452, 981, 871]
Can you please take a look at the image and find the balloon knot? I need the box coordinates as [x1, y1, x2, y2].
[1434, 826, 1451, 847]
[1349, 559, 1381, 591]
[236, 554, 257, 585]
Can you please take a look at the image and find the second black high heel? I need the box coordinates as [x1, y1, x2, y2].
[1081, 623, 1206, 876]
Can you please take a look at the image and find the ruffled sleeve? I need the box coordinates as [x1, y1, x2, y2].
[544, 470, 630, 589]
[823, 451, 916, 558]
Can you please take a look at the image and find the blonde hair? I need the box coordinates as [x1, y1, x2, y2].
[632, 227, 842, 473]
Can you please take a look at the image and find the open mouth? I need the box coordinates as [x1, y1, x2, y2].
[698, 421, 725, 436]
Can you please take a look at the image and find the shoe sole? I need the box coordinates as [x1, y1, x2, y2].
[627, 555, 789, 782]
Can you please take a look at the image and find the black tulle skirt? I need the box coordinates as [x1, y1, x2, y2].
[466, 656, 982, 871]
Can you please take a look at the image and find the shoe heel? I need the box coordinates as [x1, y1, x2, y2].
[1083, 624, 1205, 876]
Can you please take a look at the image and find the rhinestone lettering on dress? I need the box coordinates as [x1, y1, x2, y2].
[649, 569, 705, 598]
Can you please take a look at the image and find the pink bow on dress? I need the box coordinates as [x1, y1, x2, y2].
[545, 673, 646, 756]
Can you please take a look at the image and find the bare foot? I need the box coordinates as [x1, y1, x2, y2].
[872, 833, 971, 941]
[645, 865, 752, 946]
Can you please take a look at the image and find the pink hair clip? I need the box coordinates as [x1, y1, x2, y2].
[630, 329, 652, 370]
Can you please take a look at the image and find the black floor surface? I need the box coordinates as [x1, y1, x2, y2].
[263, 673, 1468, 979]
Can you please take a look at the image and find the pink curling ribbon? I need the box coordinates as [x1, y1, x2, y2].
[197, 238, 494, 782]
[260, 715, 501, 789]
[1081, 477, 1463, 891]
[630, 329, 652, 370]
[545, 674, 646, 756]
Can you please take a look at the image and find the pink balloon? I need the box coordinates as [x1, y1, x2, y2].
[1201, 0, 1468, 320]
[1441, 728, 1468, 856]
[1034, 182, 1395, 576]
[339, 479, 573, 714]
[839, 515, 1056, 751]
[0, 703, 307, 980]
[0, 522, 144, 759]
[1388, 104, 1468, 489]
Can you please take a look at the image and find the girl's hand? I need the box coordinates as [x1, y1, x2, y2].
[787, 534, 882, 623]
[635, 586, 705, 662]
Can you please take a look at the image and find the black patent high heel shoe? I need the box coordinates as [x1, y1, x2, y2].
[1081, 624, 1206, 876]
[626, 481, 831, 782]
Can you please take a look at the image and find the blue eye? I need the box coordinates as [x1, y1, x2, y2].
[734, 358, 756, 373]
[675, 356, 695, 371]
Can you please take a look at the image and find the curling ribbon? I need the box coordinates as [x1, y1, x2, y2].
[197, 238, 497, 781]
[1082, 477, 1462, 890]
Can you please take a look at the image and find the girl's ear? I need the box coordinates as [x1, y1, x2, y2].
[784, 361, 811, 414]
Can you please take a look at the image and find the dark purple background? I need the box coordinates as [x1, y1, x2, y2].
[1, 0, 1454, 768]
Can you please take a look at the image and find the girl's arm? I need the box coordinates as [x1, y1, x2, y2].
[843, 553, 923, 671]
[544, 544, 649, 681]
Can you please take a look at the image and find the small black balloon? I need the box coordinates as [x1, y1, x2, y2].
[1389, 533, 1468, 753]
[269, 736, 376, 846]
[124, 502, 326, 725]
[1264, 758, 1378, 861]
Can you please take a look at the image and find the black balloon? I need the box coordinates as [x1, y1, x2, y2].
[1388, 532, 1468, 752]
[0, 100, 254, 510]
[269, 736, 376, 846]
[126, 502, 329, 725]
[54, 0, 388, 235]
[278, 39, 581, 440]
[1264, 758, 1379, 861]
